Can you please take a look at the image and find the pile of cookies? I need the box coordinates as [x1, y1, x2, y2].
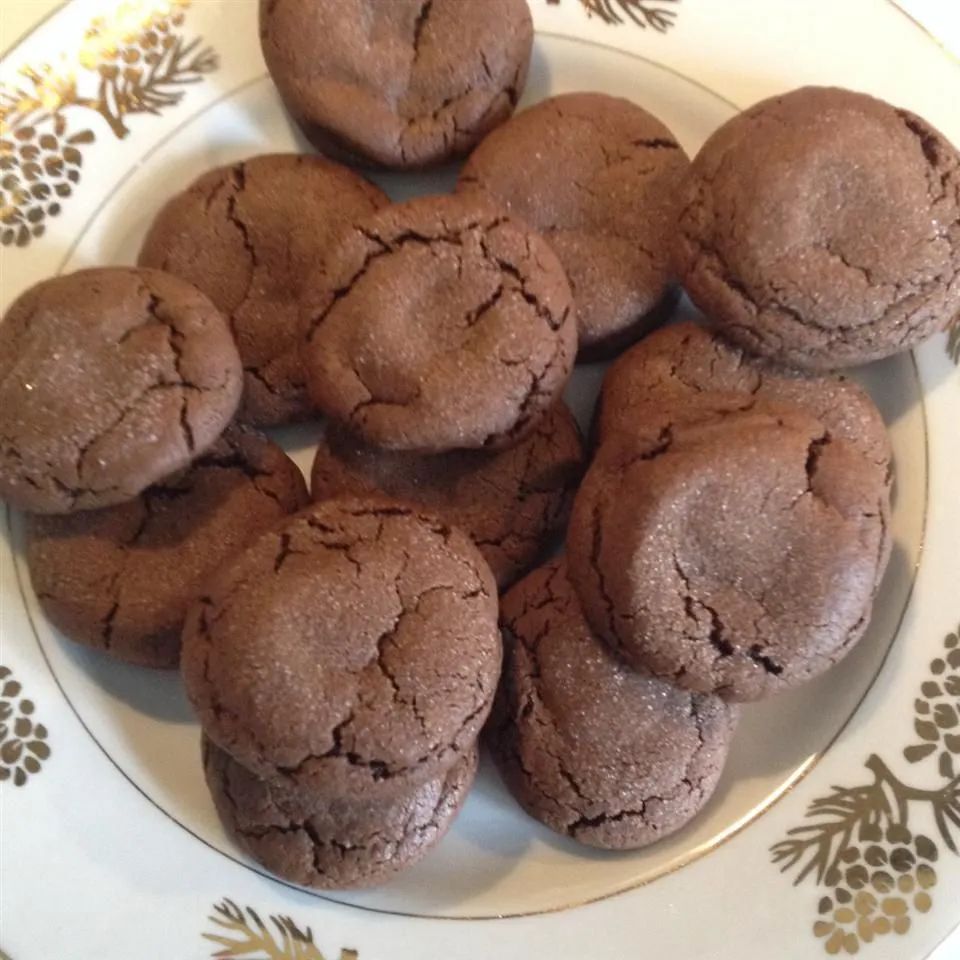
[182, 497, 501, 887]
[10, 269, 310, 668]
[1, 0, 958, 887]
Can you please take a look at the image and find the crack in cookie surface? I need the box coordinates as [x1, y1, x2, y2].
[26, 427, 307, 668]
[182, 496, 501, 798]
[490, 561, 736, 849]
[139, 155, 388, 425]
[303, 197, 575, 451]
[310, 404, 583, 588]
[458, 92, 691, 353]
[675, 88, 960, 368]
[205, 736, 478, 888]
[259, 0, 533, 168]
[0, 267, 241, 513]
[568, 411, 889, 701]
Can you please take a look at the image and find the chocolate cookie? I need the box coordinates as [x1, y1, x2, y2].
[26, 427, 308, 668]
[302, 195, 576, 452]
[310, 403, 584, 589]
[259, 0, 532, 169]
[204, 736, 477, 889]
[459, 93, 689, 359]
[595, 322, 892, 470]
[490, 561, 737, 849]
[0, 267, 241, 514]
[138, 154, 388, 426]
[675, 86, 960, 369]
[567, 412, 890, 701]
[181, 497, 501, 797]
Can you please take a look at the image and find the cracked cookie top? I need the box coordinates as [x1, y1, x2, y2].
[259, 0, 533, 169]
[302, 194, 577, 452]
[489, 560, 737, 850]
[181, 496, 501, 798]
[204, 735, 477, 889]
[459, 93, 690, 359]
[309, 402, 585, 589]
[595, 322, 893, 473]
[138, 154, 388, 426]
[675, 86, 960, 370]
[0, 267, 242, 514]
[567, 411, 890, 702]
[25, 426, 309, 669]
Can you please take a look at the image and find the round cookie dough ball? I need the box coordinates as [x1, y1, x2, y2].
[567, 411, 890, 701]
[0, 267, 242, 514]
[204, 736, 477, 889]
[675, 86, 960, 369]
[459, 93, 690, 359]
[181, 497, 501, 797]
[302, 195, 577, 452]
[138, 154, 388, 426]
[595, 322, 892, 472]
[310, 403, 585, 589]
[26, 427, 308, 668]
[490, 560, 737, 849]
[259, 0, 533, 169]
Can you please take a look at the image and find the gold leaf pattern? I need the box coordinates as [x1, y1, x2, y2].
[0, 664, 51, 786]
[772, 621, 960, 954]
[0, 0, 217, 248]
[204, 900, 358, 960]
[546, 0, 682, 31]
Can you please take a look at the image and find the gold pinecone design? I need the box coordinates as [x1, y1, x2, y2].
[78, 0, 217, 137]
[905, 623, 960, 779]
[0, 0, 217, 249]
[773, 618, 960, 955]
[0, 114, 92, 246]
[813, 825, 938, 954]
[0, 666, 51, 786]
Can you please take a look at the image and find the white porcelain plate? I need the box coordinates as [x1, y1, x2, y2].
[2, 1, 959, 958]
